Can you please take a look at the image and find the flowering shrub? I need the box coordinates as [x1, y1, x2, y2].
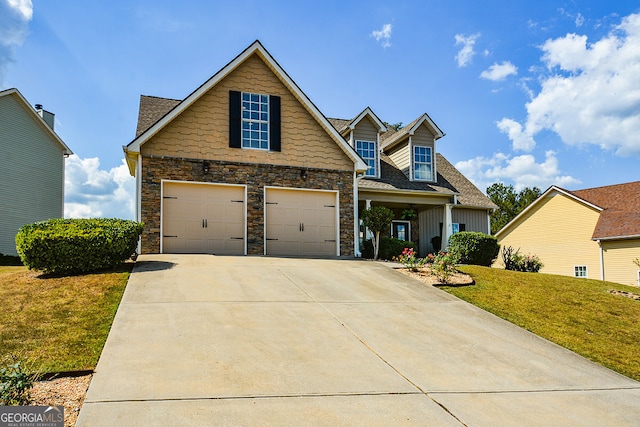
[395, 247, 425, 271]
[502, 246, 543, 273]
[428, 251, 459, 283]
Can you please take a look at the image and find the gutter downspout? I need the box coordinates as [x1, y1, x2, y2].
[598, 239, 604, 281]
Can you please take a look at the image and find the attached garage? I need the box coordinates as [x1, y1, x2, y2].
[161, 181, 246, 254]
[265, 187, 338, 256]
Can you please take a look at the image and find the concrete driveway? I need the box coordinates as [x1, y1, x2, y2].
[77, 255, 640, 426]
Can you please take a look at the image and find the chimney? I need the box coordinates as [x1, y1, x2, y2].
[35, 104, 55, 130]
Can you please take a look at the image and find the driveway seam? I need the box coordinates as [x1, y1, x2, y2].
[277, 268, 468, 425]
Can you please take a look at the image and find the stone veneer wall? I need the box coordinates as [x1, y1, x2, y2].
[141, 156, 355, 256]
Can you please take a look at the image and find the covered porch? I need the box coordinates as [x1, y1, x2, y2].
[357, 188, 490, 257]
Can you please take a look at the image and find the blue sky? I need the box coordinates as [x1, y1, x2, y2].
[2, 0, 639, 219]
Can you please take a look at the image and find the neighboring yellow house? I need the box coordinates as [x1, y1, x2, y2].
[495, 181, 640, 287]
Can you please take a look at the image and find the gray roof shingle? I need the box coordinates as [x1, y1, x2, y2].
[358, 153, 497, 208]
[136, 95, 181, 137]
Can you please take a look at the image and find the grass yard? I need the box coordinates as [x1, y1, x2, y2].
[442, 265, 640, 382]
[0, 263, 131, 373]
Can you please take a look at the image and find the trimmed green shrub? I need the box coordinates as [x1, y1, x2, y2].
[361, 237, 416, 261]
[16, 218, 143, 275]
[448, 231, 500, 266]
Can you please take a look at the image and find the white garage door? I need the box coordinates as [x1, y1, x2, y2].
[265, 188, 338, 256]
[162, 182, 245, 254]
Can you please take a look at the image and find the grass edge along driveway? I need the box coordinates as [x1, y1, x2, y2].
[442, 265, 640, 382]
[0, 264, 131, 373]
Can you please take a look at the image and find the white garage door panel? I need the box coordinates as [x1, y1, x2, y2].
[162, 182, 245, 254]
[265, 188, 337, 257]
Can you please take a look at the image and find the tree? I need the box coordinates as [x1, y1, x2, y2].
[383, 121, 403, 131]
[361, 206, 394, 260]
[487, 183, 542, 234]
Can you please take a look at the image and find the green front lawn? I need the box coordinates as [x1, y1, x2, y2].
[442, 266, 640, 381]
[0, 264, 130, 373]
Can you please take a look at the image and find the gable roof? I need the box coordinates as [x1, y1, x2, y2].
[124, 40, 367, 176]
[329, 107, 386, 136]
[381, 113, 445, 151]
[0, 88, 73, 155]
[496, 181, 640, 240]
[570, 181, 640, 240]
[358, 153, 497, 209]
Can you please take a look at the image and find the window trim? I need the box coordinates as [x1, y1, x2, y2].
[574, 265, 588, 278]
[413, 145, 434, 182]
[391, 220, 411, 242]
[355, 139, 377, 177]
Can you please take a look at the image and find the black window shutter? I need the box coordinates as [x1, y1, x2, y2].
[229, 91, 241, 148]
[460, 223, 466, 232]
[269, 95, 281, 152]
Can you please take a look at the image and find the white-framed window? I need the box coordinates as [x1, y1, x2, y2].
[356, 140, 377, 177]
[242, 92, 269, 149]
[574, 265, 588, 278]
[391, 220, 411, 242]
[413, 146, 433, 181]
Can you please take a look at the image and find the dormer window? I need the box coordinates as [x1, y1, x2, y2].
[356, 140, 377, 177]
[413, 146, 433, 181]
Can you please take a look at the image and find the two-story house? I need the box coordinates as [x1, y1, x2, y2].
[124, 40, 495, 257]
[0, 88, 73, 256]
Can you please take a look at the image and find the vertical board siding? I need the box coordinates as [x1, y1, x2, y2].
[0, 95, 65, 255]
[419, 207, 491, 255]
[452, 209, 490, 234]
[602, 239, 640, 286]
[419, 207, 444, 255]
[496, 192, 601, 277]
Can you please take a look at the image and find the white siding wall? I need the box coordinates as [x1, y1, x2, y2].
[0, 95, 65, 255]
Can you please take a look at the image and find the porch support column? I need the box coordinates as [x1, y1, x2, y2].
[442, 203, 453, 250]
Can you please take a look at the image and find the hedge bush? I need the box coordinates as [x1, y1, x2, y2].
[15, 218, 143, 275]
[361, 237, 416, 260]
[448, 231, 500, 266]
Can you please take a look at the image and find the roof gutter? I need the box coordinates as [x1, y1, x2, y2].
[592, 234, 640, 241]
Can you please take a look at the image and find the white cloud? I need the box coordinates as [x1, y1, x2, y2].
[454, 33, 480, 67]
[575, 13, 585, 27]
[499, 12, 640, 158]
[371, 23, 392, 48]
[496, 118, 536, 151]
[6, 0, 32, 20]
[64, 155, 135, 219]
[480, 61, 518, 81]
[0, 0, 32, 86]
[456, 151, 580, 193]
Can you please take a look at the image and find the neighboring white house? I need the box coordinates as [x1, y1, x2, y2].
[0, 88, 72, 256]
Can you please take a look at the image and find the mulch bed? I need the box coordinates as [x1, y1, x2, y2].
[29, 374, 92, 427]
[395, 266, 474, 286]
